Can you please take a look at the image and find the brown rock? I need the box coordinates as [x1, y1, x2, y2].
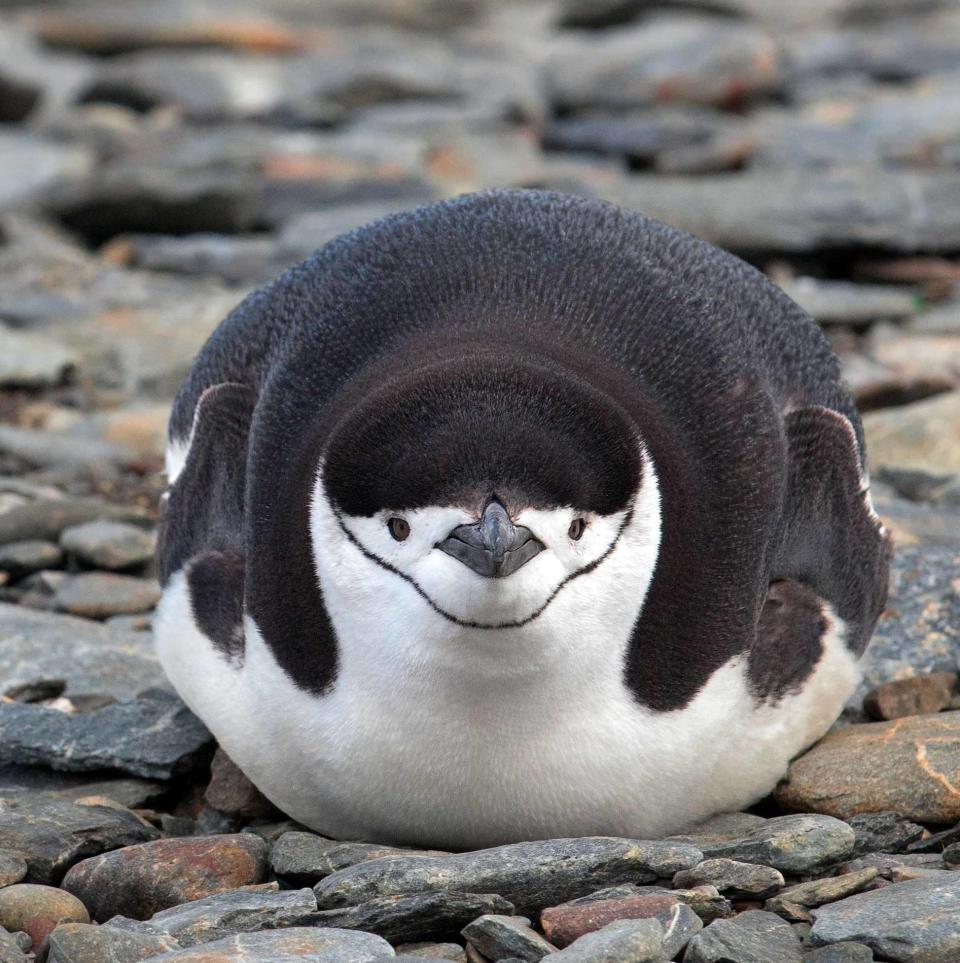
[540, 893, 678, 948]
[776, 712, 960, 823]
[863, 391, 960, 476]
[863, 673, 958, 720]
[203, 749, 275, 820]
[0, 883, 89, 950]
[60, 834, 269, 922]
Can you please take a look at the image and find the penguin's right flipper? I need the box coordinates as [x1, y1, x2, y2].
[158, 382, 256, 662]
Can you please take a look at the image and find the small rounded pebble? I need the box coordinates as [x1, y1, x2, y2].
[0, 883, 89, 950]
[51, 573, 161, 619]
[0, 541, 63, 579]
[60, 520, 155, 571]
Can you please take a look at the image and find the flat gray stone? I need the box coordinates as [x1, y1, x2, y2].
[395, 944, 465, 960]
[0, 541, 63, 579]
[0, 765, 162, 809]
[46, 921, 180, 963]
[659, 903, 702, 959]
[685, 910, 803, 963]
[809, 874, 960, 962]
[847, 813, 925, 857]
[60, 521, 155, 571]
[146, 926, 396, 961]
[766, 869, 880, 919]
[549, 917, 664, 962]
[674, 858, 785, 899]
[0, 694, 212, 780]
[692, 815, 855, 874]
[0, 603, 165, 699]
[461, 914, 556, 961]
[314, 838, 702, 916]
[271, 832, 446, 885]
[314, 892, 515, 945]
[129, 888, 319, 947]
[0, 499, 149, 546]
[0, 793, 158, 885]
[51, 572, 160, 619]
[0, 328, 76, 389]
[803, 944, 875, 962]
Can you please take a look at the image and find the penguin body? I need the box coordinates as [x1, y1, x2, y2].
[156, 190, 891, 848]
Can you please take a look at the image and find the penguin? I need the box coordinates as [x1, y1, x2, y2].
[155, 189, 891, 850]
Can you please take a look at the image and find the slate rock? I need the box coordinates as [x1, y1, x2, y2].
[146, 925, 396, 961]
[0, 696, 212, 780]
[59, 521, 155, 571]
[0, 541, 63, 579]
[315, 892, 515, 945]
[462, 915, 556, 961]
[541, 892, 678, 948]
[271, 831, 446, 885]
[0, 766, 163, 810]
[0, 884, 88, 951]
[839, 853, 947, 883]
[684, 909, 803, 963]
[46, 921, 181, 963]
[549, 917, 664, 962]
[561, 884, 731, 924]
[0, 794, 157, 884]
[129, 887, 319, 947]
[809, 874, 960, 961]
[766, 869, 880, 919]
[0, 851, 27, 887]
[61, 834, 269, 921]
[0, 604, 164, 700]
[203, 749, 274, 820]
[802, 943, 875, 962]
[857, 546, 960, 696]
[777, 712, 960, 823]
[659, 903, 702, 959]
[692, 815, 855, 874]
[673, 858, 785, 899]
[396, 944, 466, 960]
[0, 499, 149, 546]
[314, 838, 702, 916]
[51, 572, 160, 619]
[846, 813, 924, 857]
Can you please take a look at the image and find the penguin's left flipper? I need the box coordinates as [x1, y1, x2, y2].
[770, 405, 892, 657]
[158, 382, 256, 662]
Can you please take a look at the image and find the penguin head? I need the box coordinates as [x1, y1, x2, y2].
[313, 349, 647, 628]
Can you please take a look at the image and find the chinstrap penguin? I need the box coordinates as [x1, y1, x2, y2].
[155, 190, 891, 849]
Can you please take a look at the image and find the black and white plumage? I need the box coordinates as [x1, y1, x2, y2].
[156, 189, 891, 849]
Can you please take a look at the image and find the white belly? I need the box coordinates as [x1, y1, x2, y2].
[154, 572, 858, 849]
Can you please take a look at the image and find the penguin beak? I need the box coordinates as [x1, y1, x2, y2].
[437, 500, 544, 578]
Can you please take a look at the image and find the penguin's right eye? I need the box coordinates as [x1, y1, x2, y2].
[388, 517, 410, 541]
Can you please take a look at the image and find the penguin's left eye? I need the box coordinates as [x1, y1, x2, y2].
[568, 518, 586, 540]
[388, 517, 410, 541]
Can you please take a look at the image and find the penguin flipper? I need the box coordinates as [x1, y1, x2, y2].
[158, 382, 256, 662]
[770, 405, 892, 657]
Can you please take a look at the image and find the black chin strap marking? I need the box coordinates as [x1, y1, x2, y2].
[330, 506, 635, 631]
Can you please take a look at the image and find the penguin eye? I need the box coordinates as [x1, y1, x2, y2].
[388, 517, 410, 541]
[568, 518, 586, 541]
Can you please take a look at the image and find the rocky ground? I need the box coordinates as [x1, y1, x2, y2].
[1, 0, 960, 960]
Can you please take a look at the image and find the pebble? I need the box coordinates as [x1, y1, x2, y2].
[777, 712, 960, 823]
[396, 944, 466, 961]
[673, 858, 785, 899]
[863, 673, 957, 720]
[809, 874, 960, 961]
[765, 868, 880, 920]
[51, 572, 160, 619]
[315, 892, 515, 945]
[0, 541, 63, 580]
[0, 694, 212, 780]
[0, 927, 30, 963]
[314, 837, 702, 916]
[846, 813, 924, 856]
[272, 831, 447, 885]
[0, 793, 157, 885]
[123, 887, 319, 947]
[0, 850, 27, 887]
[60, 833, 269, 921]
[59, 520, 155, 571]
[684, 909, 803, 963]
[462, 914, 556, 961]
[45, 921, 181, 963]
[0, 328, 76, 389]
[540, 892, 677, 948]
[203, 749, 274, 820]
[0, 884, 88, 950]
[145, 926, 396, 961]
[548, 917, 665, 963]
[689, 814, 856, 875]
[863, 391, 960, 477]
[0, 498, 149, 547]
